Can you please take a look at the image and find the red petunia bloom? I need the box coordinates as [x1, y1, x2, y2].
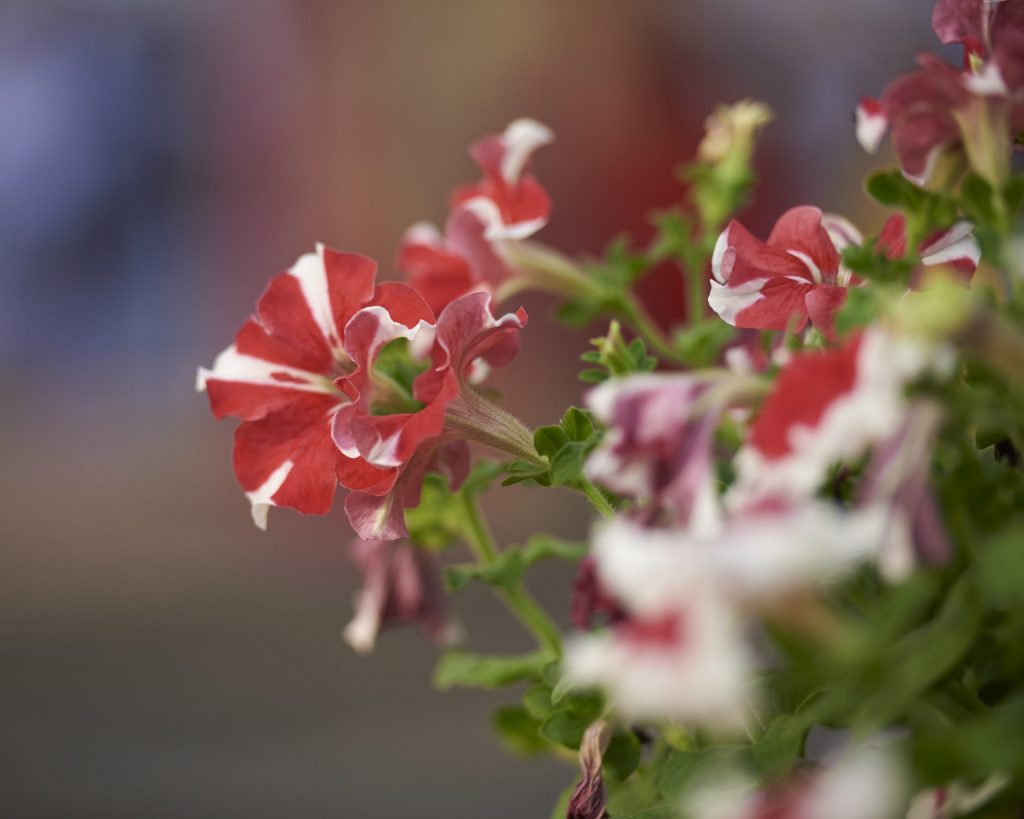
[343, 538, 458, 654]
[198, 245, 529, 540]
[708, 206, 979, 340]
[197, 244, 431, 528]
[336, 291, 528, 541]
[730, 328, 947, 508]
[857, 0, 1024, 185]
[397, 119, 554, 314]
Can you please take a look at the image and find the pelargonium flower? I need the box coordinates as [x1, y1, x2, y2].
[199, 245, 532, 540]
[708, 207, 979, 340]
[857, 0, 1024, 185]
[343, 538, 458, 654]
[730, 328, 949, 508]
[197, 244, 433, 528]
[398, 119, 554, 314]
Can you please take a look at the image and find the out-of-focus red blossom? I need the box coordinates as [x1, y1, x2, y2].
[584, 374, 724, 530]
[570, 555, 627, 631]
[708, 207, 979, 340]
[398, 119, 553, 314]
[198, 245, 528, 539]
[343, 538, 457, 654]
[857, 0, 1024, 185]
[731, 328, 950, 512]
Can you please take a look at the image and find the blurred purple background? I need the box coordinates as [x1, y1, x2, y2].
[2, 1, 938, 816]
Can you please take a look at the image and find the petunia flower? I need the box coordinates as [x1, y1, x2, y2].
[197, 244, 434, 528]
[335, 290, 532, 541]
[730, 328, 949, 508]
[343, 538, 458, 654]
[683, 748, 904, 819]
[857, 0, 1024, 186]
[397, 119, 556, 314]
[563, 584, 753, 729]
[566, 721, 610, 819]
[858, 401, 952, 581]
[584, 373, 731, 532]
[199, 245, 534, 540]
[708, 207, 979, 340]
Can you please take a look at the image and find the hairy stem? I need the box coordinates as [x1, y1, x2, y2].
[460, 492, 563, 656]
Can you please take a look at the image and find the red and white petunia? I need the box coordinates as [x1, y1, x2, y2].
[343, 538, 458, 654]
[730, 328, 950, 509]
[334, 290, 530, 541]
[858, 401, 952, 581]
[198, 244, 433, 529]
[876, 214, 981, 284]
[584, 373, 726, 533]
[684, 748, 904, 819]
[563, 584, 753, 729]
[857, 0, 1024, 185]
[397, 119, 554, 314]
[199, 245, 530, 540]
[708, 207, 863, 340]
[708, 207, 980, 340]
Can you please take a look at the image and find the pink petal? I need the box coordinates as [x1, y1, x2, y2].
[766, 206, 841, 282]
[856, 97, 889, 153]
[805, 285, 849, 341]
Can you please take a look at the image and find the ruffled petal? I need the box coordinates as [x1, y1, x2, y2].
[766, 206, 841, 281]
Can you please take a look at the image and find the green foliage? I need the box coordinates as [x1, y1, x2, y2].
[503, 406, 603, 488]
[444, 533, 586, 594]
[433, 650, 550, 690]
[406, 461, 503, 549]
[491, 705, 549, 756]
[579, 321, 657, 384]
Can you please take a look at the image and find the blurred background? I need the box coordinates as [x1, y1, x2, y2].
[2, 1, 941, 815]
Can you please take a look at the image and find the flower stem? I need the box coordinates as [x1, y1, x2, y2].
[460, 492, 563, 656]
[617, 293, 686, 365]
[578, 478, 615, 519]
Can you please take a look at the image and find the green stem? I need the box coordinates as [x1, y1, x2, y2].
[617, 293, 686, 365]
[685, 244, 710, 327]
[578, 478, 615, 519]
[460, 492, 563, 656]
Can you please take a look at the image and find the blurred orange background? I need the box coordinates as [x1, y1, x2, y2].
[2, 1, 940, 815]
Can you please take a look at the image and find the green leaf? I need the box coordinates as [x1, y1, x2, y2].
[750, 714, 809, 780]
[603, 729, 643, 781]
[961, 172, 997, 226]
[523, 683, 556, 720]
[549, 441, 588, 486]
[534, 425, 569, 458]
[658, 746, 751, 800]
[977, 522, 1024, 607]
[522, 534, 588, 565]
[491, 705, 549, 756]
[866, 169, 927, 210]
[835, 285, 877, 337]
[433, 650, 549, 690]
[673, 320, 735, 367]
[443, 551, 523, 593]
[561, 406, 595, 442]
[539, 707, 591, 750]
